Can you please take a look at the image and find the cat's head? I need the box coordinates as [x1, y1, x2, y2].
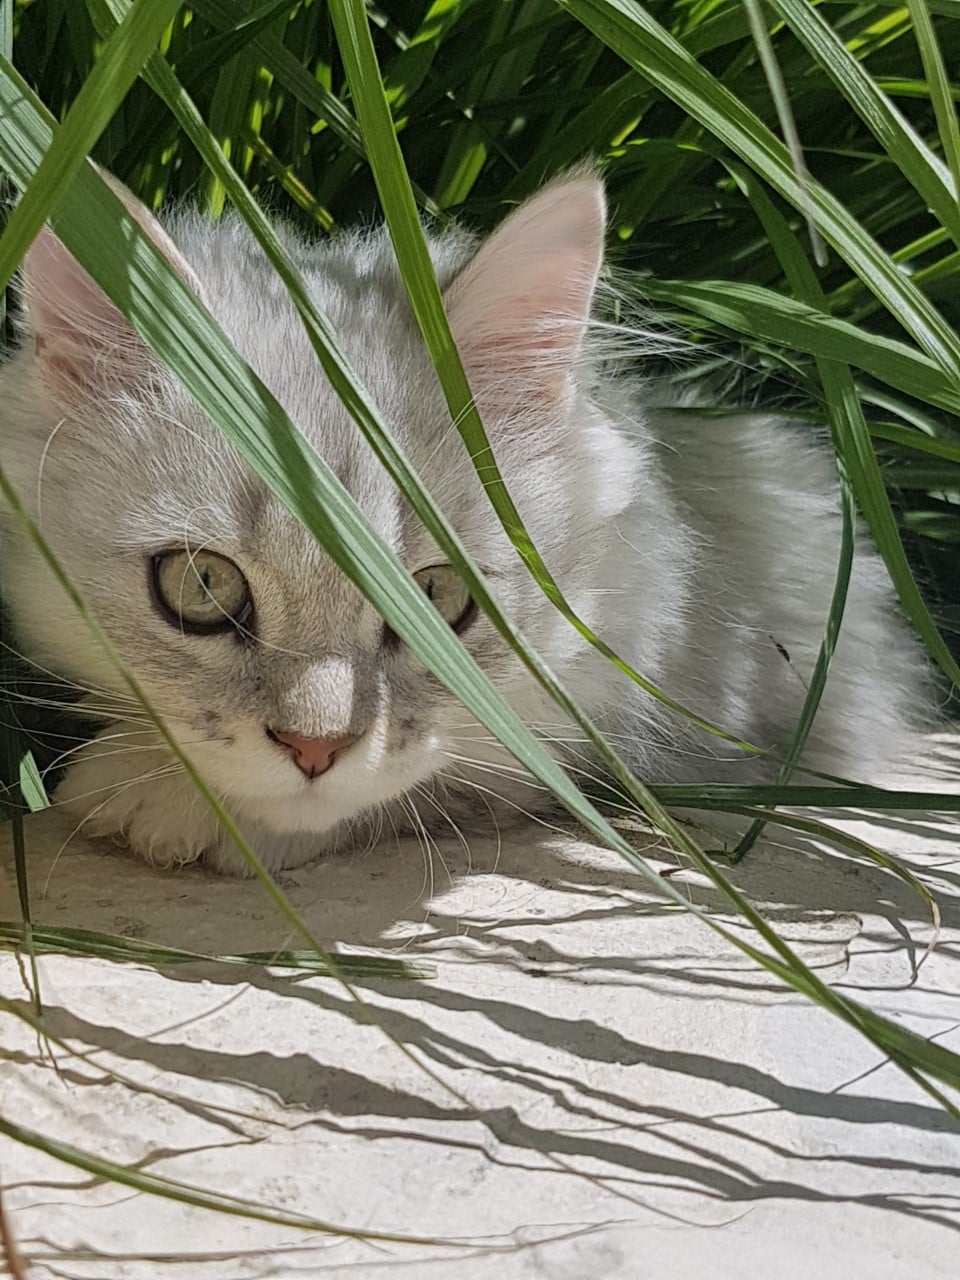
[0, 170, 647, 857]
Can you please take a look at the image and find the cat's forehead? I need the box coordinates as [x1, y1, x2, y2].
[113, 214, 489, 572]
[171, 213, 472, 400]
[168, 215, 468, 467]
[162, 416, 405, 558]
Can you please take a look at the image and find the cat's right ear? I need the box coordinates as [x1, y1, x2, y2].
[443, 171, 606, 415]
[20, 169, 202, 402]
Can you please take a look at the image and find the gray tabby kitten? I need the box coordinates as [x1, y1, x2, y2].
[0, 171, 942, 873]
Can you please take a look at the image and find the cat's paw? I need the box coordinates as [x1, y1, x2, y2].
[55, 733, 222, 869]
[200, 823, 324, 877]
[107, 784, 222, 870]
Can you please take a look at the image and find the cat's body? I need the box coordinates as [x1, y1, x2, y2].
[0, 172, 943, 872]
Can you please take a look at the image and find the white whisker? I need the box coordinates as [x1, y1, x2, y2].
[437, 770, 577, 839]
[35, 415, 69, 531]
[413, 782, 474, 874]
[0, 639, 137, 705]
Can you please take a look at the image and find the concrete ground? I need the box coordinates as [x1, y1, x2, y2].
[1, 744, 959, 1279]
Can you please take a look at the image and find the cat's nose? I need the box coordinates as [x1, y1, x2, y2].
[268, 728, 359, 780]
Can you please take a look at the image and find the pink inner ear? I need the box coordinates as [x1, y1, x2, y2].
[26, 226, 101, 331]
[20, 173, 203, 403]
[22, 226, 149, 399]
[444, 175, 606, 404]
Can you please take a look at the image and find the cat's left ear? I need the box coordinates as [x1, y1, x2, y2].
[444, 171, 605, 410]
[20, 167, 203, 401]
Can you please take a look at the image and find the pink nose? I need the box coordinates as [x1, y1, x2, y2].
[268, 729, 359, 780]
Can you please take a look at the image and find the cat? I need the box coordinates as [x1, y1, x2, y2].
[0, 169, 946, 874]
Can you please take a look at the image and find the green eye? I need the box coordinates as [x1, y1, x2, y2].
[152, 549, 252, 634]
[413, 564, 475, 633]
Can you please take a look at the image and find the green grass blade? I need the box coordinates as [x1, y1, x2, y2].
[0, 1103, 457, 1245]
[0, 606, 41, 1013]
[17, 752, 47, 813]
[742, 0, 826, 267]
[869, 420, 960, 462]
[649, 783, 960, 809]
[907, 0, 960, 205]
[0, 0, 182, 296]
[640, 276, 960, 418]
[0, 921, 428, 979]
[771, 0, 960, 252]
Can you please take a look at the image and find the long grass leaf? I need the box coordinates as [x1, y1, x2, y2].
[715, 159, 959, 854]
[640, 277, 960, 420]
[906, 0, 960, 205]
[771, 0, 960, 251]
[0, 0, 182, 295]
[742, 0, 826, 266]
[719, 166, 857, 858]
[0, 1106, 457, 1245]
[0, 922, 427, 978]
[649, 782, 960, 809]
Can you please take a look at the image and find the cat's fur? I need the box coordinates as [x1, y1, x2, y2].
[0, 171, 944, 872]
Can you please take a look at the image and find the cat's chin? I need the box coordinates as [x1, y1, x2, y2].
[224, 788, 351, 837]
[217, 759, 428, 841]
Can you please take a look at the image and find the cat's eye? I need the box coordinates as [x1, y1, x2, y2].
[151, 549, 252, 634]
[413, 564, 475, 633]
